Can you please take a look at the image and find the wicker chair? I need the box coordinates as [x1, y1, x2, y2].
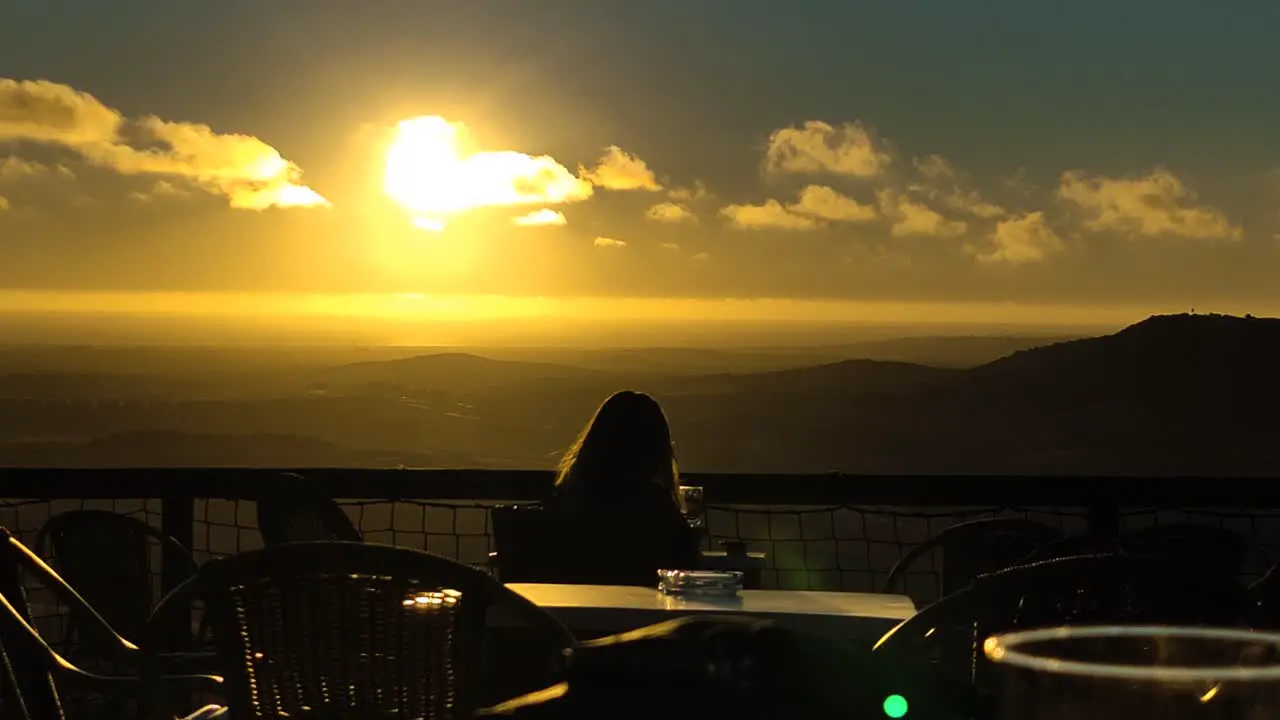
[1024, 522, 1269, 571]
[143, 541, 577, 720]
[0, 526, 221, 720]
[35, 509, 200, 654]
[870, 553, 1249, 720]
[883, 517, 1063, 603]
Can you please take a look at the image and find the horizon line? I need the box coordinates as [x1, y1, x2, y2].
[0, 290, 1255, 327]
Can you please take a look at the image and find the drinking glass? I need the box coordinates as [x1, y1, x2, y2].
[984, 625, 1280, 720]
[677, 485, 705, 528]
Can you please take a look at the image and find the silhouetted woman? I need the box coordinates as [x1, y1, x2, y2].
[553, 390, 680, 508]
[550, 390, 699, 572]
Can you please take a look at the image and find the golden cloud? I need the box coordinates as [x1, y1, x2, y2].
[660, 241, 680, 251]
[0, 196, 9, 212]
[0, 156, 74, 180]
[87, 116, 328, 209]
[763, 120, 890, 177]
[788, 185, 877, 223]
[0, 78, 326, 210]
[913, 155, 955, 182]
[720, 199, 822, 230]
[910, 155, 1006, 219]
[969, 211, 1064, 264]
[128, 180, 190, 203]
[646, 201, 695, 222]
[512, 208, 567, 226]
[579, 145, 662, 191]
[0, 79, 121, 145]
[667, 180, 710, 203]
[385, 115, 593, 231]
[878, 190, 968, 238]
[1057, 168, 1241, 241]
[593, 236, 627, 248]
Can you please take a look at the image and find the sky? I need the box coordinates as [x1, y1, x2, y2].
[3, 0, 1280, 326]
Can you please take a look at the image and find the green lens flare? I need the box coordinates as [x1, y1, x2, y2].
[883, 694, 909, 718]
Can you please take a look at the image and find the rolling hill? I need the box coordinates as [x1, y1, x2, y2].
[314, 352, 603, 393]
[2, 314, 1279, 475]
[657, 359, 954, 397]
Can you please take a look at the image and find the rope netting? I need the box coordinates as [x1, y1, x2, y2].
[5, 494, 1279, 720]
[6, 496, 1280, 629]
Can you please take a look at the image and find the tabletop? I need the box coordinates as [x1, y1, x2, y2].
[507, 583, 914, 619]
[503, 583, 915, 640]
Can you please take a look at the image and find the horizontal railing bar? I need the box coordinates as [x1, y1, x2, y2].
[0, 467, 1274, 506]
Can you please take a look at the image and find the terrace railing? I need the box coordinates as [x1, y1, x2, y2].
[3, 469, 1279, 605]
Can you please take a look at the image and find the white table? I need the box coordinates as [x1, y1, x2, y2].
[504, 583, 915, 641]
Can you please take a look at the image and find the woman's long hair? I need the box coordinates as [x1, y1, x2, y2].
[554, 390, 679, 506]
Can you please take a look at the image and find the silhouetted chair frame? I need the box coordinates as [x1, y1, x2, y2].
[0, 527, 222, 720]
[871, 552, 1249, 720]
[1245, 563, 1280, 628]
[1099, 524, 1280, 628]
[1123, 522, 1272, 577]
[34, 508, 202, 654]
[880, 552, 1249, 650]
[883, 517, 1063, 600]
[255, 476, 363, 546]
[142, 541, 577, 720]
[1023, 522, 1275, 585]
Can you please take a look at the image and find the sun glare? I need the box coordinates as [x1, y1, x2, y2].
[383, 115, 592, 231]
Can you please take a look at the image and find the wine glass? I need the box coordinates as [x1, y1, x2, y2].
[677, 485, 705, 528]
[984, 625, 1280, 720]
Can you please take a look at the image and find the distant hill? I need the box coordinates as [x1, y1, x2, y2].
[316, 352, 600, 393]
[821, 335, 1081, 368]
[955, 314, 1280, 410]
[652, 313, 1280, 475]
[660, 358, 954, 396]
[557, 347, 777, 374]
[888, 313, 1280, 475]
[0, 373, 202, 400]
[0, 430, 484, 468]
[6, 314, 1280, 476]
[466, 336, 1082, 372]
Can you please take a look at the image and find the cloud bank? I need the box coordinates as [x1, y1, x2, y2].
[580, 146, 662, 191]
[1057, 168, 1241, 241]
[712, 117, 1243, 265]
[764, 120, 890, 178]
[0, 78, 328, 210]
[512, 208, 568, 226]
[647, 201, 695, 222]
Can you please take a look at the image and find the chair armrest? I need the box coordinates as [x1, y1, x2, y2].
[7, 535, 141, 658]
[60, 668, 223, 698]
[1, 587, 222, 702]
[152, 649, 222, 675]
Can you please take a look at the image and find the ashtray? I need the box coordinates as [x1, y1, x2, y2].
[657, 569, 744, 597]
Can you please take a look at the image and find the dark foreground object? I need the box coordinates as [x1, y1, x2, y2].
[477, 615, 876, 720]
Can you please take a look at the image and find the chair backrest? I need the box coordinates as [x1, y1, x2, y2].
[0, 528, 64, 720]
[872, 552, 1249, 718]
[35, 510, 194, 647]
[883, 517, 1063, 601]
[1025, 523, 1271, 587]
[1122, 523, 1265, 581]
[146, 541, 574, 720]
[491, 505, 700, 587]
[256, 485, 362, 546]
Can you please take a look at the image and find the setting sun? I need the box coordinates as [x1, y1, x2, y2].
[383, 115, 592, 231]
